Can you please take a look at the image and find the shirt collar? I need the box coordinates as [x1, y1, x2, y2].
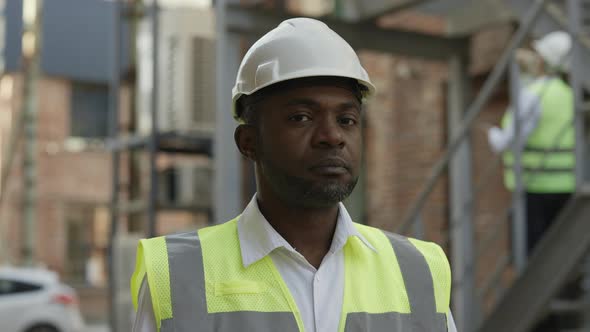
[237, 194, 376, 268]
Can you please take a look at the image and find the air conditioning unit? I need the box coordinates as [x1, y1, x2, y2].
[158, 163, 213, 210]
[136, 7, 216, 136]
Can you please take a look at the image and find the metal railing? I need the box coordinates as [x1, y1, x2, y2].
[393, 0, 590, 330]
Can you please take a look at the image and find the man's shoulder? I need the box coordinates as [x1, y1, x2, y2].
[351, 221, 400, 236]
[351, 222, 448, 264]
[351, 222, 433, 244]
[197, 217, 240, 239]
[139, 217, 240, 244]
[527, 77, 572, 95]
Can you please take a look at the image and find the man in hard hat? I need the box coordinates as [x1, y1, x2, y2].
[488, 31, 574, 256]
[131, 18, 456, 332]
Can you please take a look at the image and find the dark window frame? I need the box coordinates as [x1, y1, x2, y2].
[70, 81, 109, 139]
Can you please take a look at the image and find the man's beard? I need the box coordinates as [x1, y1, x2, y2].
[258, 148, 358, 209]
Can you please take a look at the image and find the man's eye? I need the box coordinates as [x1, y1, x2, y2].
[338, 117, 357, 126]
[289, 114, 311, 122]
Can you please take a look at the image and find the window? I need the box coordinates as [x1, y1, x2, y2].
[70, 82, 109, 138]
[0, 279, 42, 296]
[64, 203, 108, 286]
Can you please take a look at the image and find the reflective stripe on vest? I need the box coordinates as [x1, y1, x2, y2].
[153, 224, 447, 332]
[521, 146, 573, 153]
[503, 165, 573, 173]
[382, 231, 447, 330]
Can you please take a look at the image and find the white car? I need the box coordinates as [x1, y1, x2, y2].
[0, 266, 85, 332]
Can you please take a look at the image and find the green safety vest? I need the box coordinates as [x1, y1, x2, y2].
[131, 218, 451, 332]
[502, 78, 575, 193]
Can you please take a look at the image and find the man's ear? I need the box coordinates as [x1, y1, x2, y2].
[234, 124, 258, 162]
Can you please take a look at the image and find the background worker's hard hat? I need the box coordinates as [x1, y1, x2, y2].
[231, 17, 376, 120]
[532, 31, 572, 72]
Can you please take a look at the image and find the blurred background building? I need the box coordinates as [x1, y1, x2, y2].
[0, 0, 589, 331]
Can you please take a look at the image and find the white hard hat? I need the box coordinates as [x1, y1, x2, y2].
[532, 31, 572, 71]
[231, 17, 376, 120]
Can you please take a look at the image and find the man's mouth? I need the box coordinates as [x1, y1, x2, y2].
[309, 158, 350, 176]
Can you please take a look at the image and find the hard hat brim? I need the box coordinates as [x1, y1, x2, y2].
[232, 72, 376, 120]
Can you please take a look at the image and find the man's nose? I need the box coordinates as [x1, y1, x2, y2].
[312, 116, 345, 149]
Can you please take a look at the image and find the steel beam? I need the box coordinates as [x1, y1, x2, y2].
[445, 0, 514, 36]
[147, 0, 160, 237]
[347, 0, 433, 23]
[157, 132, 213, 155]
[106, 133, 213, 155]
[106, 135, 149, 151]
[225, 5, 467, 61]
[569, 0, 588, 188]
[509, 57, 527, 272]
[447, 51, 476, 332]
[108, 0, 122, 331]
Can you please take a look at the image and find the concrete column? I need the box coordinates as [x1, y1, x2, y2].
[214, 0, 242, 223]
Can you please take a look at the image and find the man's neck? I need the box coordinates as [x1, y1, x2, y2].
[256, 193, 339, 269]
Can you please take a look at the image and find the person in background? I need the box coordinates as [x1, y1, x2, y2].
[131, 17, 456, 332]
[488, 31, 574, 255]
[488, 30, 575, 332]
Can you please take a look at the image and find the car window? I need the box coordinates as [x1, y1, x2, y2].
[0, 279, 42, 295]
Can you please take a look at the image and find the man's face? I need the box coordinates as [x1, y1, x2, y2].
[254, 84, 362, 209]
[516, 47, 543, 77]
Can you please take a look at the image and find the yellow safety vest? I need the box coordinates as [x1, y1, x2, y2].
[131, 218, 451, 332]
[503, 78, 575, 193]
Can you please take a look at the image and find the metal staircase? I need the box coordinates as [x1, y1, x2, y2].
[477, 0, 590, 331]
[479, 188, 590, 332]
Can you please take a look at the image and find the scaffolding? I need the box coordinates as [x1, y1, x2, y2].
[107, 1, 214, 330]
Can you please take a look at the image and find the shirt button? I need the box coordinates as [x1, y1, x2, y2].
[315, 275, 320, 282]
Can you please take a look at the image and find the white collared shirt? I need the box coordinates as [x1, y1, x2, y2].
[133, 195, 457, 331]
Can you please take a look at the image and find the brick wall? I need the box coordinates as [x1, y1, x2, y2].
[362, 51, 449, 247]
[0, 75, 114, 274]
